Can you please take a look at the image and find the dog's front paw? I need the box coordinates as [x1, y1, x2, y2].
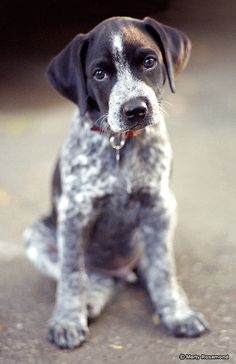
[48, 313, 89, 349]
[160, 308, 209, 338]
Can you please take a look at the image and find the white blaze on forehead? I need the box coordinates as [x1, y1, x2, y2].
[112, 32, 123, 55]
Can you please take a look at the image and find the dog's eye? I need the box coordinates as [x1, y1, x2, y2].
[93, 69, 107, 81]
[143, 57, 157, 69]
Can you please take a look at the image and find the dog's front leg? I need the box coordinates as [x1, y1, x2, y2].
[138, 192, 208, 337]
[48, 194, 89, 349]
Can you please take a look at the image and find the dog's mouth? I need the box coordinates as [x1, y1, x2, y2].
[117, 119, 155, 133]
[125, 121, 145, 131]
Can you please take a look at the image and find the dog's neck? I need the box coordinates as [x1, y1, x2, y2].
[90, 125, 146, 164]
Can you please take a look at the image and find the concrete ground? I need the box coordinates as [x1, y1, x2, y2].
[0, 1, 235, 363]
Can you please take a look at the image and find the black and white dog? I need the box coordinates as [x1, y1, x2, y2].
[24, 16, 208, 349]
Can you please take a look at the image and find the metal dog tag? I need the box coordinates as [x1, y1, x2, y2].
[110, 133, 126, 165]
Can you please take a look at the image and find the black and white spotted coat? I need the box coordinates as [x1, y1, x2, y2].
[24, 16, 208, 349]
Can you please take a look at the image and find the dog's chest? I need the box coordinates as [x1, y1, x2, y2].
[61, 117, 172, 221]
[67, 131, 169, 196]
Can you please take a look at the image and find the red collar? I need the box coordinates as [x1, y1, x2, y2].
[90, 125, 144, 138]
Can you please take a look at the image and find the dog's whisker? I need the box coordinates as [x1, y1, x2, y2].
[100, 116, 108, 129]
[94, 114, 107, 125]
[94, 114, 109, 132]
[159, 105, 168, 116]
[162, 99, 173, 108]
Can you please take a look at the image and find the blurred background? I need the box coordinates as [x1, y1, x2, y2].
[0, 1, 236, 363]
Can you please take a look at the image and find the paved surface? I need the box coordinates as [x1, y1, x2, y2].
[0, 1, 235, 363]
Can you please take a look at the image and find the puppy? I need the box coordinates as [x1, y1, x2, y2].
[24, 16, 208, 349]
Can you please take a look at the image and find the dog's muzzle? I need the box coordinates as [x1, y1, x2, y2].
[122, 97, 149, 128]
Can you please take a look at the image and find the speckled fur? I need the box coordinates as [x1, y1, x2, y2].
[24, 16, 208, 349]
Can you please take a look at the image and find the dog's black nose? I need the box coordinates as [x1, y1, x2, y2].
[123, 98, 148, 122]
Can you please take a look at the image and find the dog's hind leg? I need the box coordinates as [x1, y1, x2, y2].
[24, 217, 120, 320]
[24, 219, 119, 318]
[24, 217, 59, 280]
[86, 272, 120, 320]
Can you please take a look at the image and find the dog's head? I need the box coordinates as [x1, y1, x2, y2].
[48, 17, 191, 133]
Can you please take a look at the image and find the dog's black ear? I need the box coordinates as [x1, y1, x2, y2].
[47, 34, 88, 115]
[143, 17, 191, 93]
